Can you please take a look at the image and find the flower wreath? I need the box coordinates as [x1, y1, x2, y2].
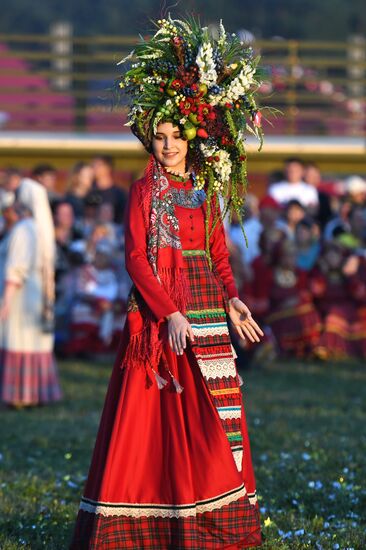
[116, 15, 265, 243]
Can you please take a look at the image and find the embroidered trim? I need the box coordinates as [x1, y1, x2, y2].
[247, 491, 258, 505]
[231, 344, 238, 359]
[210, 387, 240, 396]
[182, 249, 206, 257]
[186, 308, 226, 319]
[217, 406, 242, 420]
[79, 484, 246, 519]
[169, 187, 207, 209]
[197, 358, 237, 380]
[232, 448, 243, 471]
[227, 431, 243, 442]
[186, 307, 225, 314]
[191, 322, 229, 337]
[195, 352, 234, 361]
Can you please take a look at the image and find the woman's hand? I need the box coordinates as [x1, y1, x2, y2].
[166, 311, 194, 355]
[0, 300, 11, 321]
[228, 297, 264, 343]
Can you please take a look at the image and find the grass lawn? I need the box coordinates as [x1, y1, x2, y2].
[0, 358, 365, 549]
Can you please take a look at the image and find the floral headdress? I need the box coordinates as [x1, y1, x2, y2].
[116, 16, 265, 237]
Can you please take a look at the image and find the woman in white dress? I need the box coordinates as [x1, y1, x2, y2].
[0, 194, 61, 406]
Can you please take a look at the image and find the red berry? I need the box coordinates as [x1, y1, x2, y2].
[197, 128, 209, 138]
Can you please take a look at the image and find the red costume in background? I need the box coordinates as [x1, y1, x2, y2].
[310, 259, 366, 359]
[246, 257, 321, 357]
[70, 170, 261, 549]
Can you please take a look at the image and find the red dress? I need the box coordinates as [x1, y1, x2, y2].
[70, 175, 261, 549]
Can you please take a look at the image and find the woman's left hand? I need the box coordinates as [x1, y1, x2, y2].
[228, 297, 264, 343]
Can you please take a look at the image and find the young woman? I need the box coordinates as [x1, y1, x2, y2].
[71, 17, 265, 549]
[0, 195, 61, 406]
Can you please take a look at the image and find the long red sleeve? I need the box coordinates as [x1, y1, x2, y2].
[209, 208, 239, 300]
[124, 180, 178, 321]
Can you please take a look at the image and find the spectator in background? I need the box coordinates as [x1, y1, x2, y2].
[0, 192, 61, 407]
[310, 242, 361, 360]
[262, 240, 321, 358]
[229, 194, 262, 265]
[65, 162, 94, 221]
[258, 195, 284, 236]
[304, 162, 332, 228]
[1, 168, 55, 332]
[294, 218, 321, 271]
[53, 201, 83, 296]
[282, 199, 306, 240]
[32, 163, 61, 208]
[268, 157, 319, 208]
[323, 195, 354, 241]
[344, 175, 366, 206]
[87, 155, 128, 224]
[63, 240, 121, 357]
[337, 205, 366, 253]
[80, 194, 100, 239]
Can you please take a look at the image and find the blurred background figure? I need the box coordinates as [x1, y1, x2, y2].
[304, 162, 333, 228]
[282, 199, 306, 239]
[268, 157, 319, 208]
[32, 163, 60, 208]
[87, 155, 128, 224]
[344, 175, 366, 206]
[1, 167, 56, 333]
[310, 242, 364, 360]
[0, 191, 61, 407]
[62, 240, 125, 358]
[229, 194, 262, 265]
[294, 218, 321, 272]
[64, 161, 94, 222]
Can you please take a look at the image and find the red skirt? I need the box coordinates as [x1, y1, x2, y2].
[70, 251, 261, 549]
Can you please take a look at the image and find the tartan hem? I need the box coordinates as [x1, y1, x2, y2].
[79, 484, 246, 518]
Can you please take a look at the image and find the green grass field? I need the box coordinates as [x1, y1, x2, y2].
[1, 358, 365, 549]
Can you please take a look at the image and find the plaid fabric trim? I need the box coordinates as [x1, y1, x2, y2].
[71, 494, 261, 549]
[183, 255, 244, 467]
[0, 349, 62, 405]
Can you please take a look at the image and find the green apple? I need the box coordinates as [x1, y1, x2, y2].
[183, 124, 197, 140]
[188, 112, 200, 125]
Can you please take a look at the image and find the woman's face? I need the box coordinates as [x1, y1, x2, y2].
[152, 122, 188, 173]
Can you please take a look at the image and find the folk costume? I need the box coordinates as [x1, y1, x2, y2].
[0, 198, 61, 406]
[71, 16, 265, 549]
[310, 245, 366, 360]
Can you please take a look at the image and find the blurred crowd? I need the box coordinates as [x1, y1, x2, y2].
[1, 155, 366, 369]
[229, 158, 366, 364]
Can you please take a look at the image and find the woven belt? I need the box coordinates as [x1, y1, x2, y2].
[182, 249, 206, 257]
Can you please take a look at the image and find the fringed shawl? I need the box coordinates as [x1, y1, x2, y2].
[121, 155, 193, 373]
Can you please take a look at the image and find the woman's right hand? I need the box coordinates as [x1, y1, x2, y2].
[166, 311, 194, 355]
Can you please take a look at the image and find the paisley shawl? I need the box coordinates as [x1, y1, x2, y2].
[121, 155, 207, 373]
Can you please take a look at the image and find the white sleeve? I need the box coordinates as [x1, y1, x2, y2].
[5, 225, 34, 284]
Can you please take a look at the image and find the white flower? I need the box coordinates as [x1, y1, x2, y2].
[209, 64, 256, 106]
[196, 41, 218, 86]
[200, 144, 232, 187]
[218, 20, 226, 50]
